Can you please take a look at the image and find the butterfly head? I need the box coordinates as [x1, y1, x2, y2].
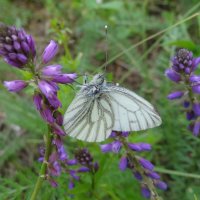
[91, 74, 105, 85]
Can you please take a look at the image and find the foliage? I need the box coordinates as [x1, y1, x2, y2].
[1, 0, 200, 200]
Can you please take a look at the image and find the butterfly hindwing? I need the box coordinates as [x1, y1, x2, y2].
[105, 85, 162, 132]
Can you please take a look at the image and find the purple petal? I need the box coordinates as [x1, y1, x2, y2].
[128, 143, 141, 151]
[58, 145, 68, 161]
[139, 158, 154, 171]
[68, 181, 74, 189]
[4, 80, 28, 92]
[193, 121, 200, 136]
[21, 41, 30, 54]
[77, 166, 90, 173]
[26, 35, 36, 57]
[33, 93, 43, 110]
[192, 84, 200, 94]
[165, 68, 181, 82]
[134, 171, 143, 181]
[192, 57, 200, 70]
[189, 75, 200, 83]
[52, 124, 65, 136]
[38, 80, 57, 98]
[167, 91, 184, 100]
[121, 131, 129, 137]
[100, 143, 112, 153]
[119, 156, 127, 171]
[42, 40, 58, 64]
[17, 53, 27, 64]
[141, 186, 151, 198]
[67, 159, 77, 165]
[52, 73, 77, 84]
[186, 110, 195, 121]
[155, 181, 167, 190]
[49, 179, 58, 187]
[112, 141, 122, 153]
[4, 57, 23, 68]
[138, 143, 151, 151]
[54, 111, 63, 126]
[40, 107, 54, 124]
[42, 64, 62, 76]
[193, 103, 200, 116]
[146, 171, 160, 179]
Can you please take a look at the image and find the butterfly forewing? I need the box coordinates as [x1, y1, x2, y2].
[105, 85, 162, 132]
[63, 92, 114, 142]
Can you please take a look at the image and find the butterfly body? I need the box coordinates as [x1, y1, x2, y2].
[64, 74, 162, 142]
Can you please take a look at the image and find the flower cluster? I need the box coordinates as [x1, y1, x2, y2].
[39, 142, 99, 188]
[165, 48, 200, 136]
[101, 132, 167, 199]
[0, 24, 79, 188]
[1, 24, 76, 136]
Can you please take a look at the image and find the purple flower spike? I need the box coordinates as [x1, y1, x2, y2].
[4, 80, 28, 92]
[119, 156, 128, 171]
[193, 121, 200, 136]
[139, 158, 154, 171]
[165, 68, 181, 82]
[57, 145, 68, 161]
[52, 73, 77, 84]
[112, 141, 122, 153]
[167, 91, 184, 100]
[128, 143, 141, 151]
[42, 64, 62, 76]
[42, 40, 58, 64]
[155, 181, 167, 190]
[100, 143, 112, 153]
[141, 186, 151, 199]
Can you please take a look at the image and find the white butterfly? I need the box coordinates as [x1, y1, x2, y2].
[63, 74, 162, 142]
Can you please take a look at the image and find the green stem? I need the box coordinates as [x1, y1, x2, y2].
[30, 127, 52, 200]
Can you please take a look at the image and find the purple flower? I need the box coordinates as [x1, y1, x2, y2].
[138, 143, 152, 151]
[77, 166, 90, 173]
[4, 80, 28, 92]
[42, 40, 58, 64]
[0, 24, 36, 68]
[139, 158, 154, 171]
[75, 148, 93, 166]
[167, 91, 184, 100]
[67, 159, 77, 165]
[57, 145, 68, 161]
[186, 111, 195, 121]
[112, 141, 122, 153]
[52, 124, 65, 136]
[146, 171, 160, 179]
[165, 68, 181, 82]
[33, 93, 43, 110]
[193, 103, 200, 116]
[193, 121, 200, 136]
[189, 75, 200, 83]
[40, 107, 54, 124]
[155, 181, 167, 190]
[42, 64, 62, 76]
[128, 143, 142, 151]
[54, 111, 63, 126]
[52, 73, 77, 84]
[119, 156, 128, 171]
[192, 84, 200, 94]
[38, 80, 57, 98]
[141, 186, 151, 199]
[134, 171, 143, 181]
[100, 143, 112, 153]
[68, 181, 75, 189]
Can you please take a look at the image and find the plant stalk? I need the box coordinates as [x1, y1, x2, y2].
[30, 128, 52, 200]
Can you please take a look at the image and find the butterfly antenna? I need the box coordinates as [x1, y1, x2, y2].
[104, 25, 108, 74]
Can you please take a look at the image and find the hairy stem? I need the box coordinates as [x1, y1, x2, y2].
[30, 127, 52, 200]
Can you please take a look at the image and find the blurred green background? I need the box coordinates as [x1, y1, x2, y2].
[1, 0, 200, 200]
